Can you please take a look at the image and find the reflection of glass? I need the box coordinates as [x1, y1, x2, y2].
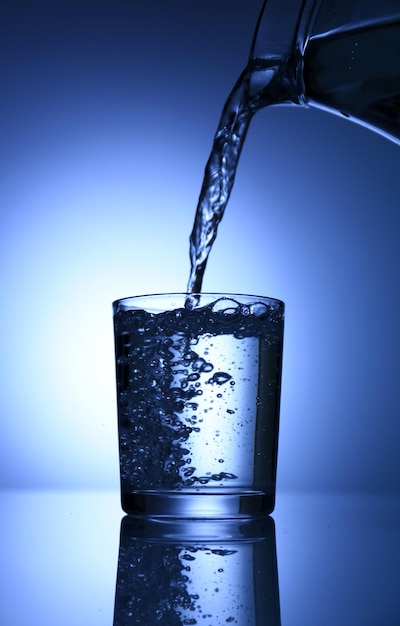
[113, 516, 281, 625]
[113, 293, 284, 517]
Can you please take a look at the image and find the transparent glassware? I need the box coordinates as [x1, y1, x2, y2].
[113, 516, 281, 625]
[248, 0, 400, 144]
[113, 293, 284, 518]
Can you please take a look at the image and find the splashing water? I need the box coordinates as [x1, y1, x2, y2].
[186, 17, 400, 304]
[186, 56, 300, 303]
[114, 296, 283, 505]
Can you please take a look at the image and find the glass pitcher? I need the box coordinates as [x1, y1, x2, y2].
[248, 0, 400, 144]
[186, 0, 400, 295]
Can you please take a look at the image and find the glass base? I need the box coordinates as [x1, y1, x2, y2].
[121, 491, 275, 518]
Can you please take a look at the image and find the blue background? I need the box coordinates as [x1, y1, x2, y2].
[1, 0, 399, 492]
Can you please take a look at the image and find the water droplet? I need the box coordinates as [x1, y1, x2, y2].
[207, 372, 232, 385]
[200, 362, 213, 373]
[211, 297, 240, 313]
[250, 302, 269, 317]
[192, 358, 205, 370]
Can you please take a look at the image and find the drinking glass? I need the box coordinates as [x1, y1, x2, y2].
[113, 293, 284, 517]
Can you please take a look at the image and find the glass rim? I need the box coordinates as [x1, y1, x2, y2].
[113, 292, 285, 308]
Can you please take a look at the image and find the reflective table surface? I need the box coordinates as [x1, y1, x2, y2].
[0, 491, 399, 625]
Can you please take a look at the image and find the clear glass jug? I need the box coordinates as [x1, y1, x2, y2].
[186, 0, 400, 294]
[249, 0, 400, 144]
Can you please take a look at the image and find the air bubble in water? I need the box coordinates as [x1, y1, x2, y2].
[207, 372, 232, 385]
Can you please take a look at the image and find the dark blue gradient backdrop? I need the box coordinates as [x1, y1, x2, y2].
[1, 0, 399, 491]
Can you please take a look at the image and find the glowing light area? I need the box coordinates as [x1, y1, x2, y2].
[0, 138, 195, 488]
[0, 491, 121, 625]
[1, 1, 400, 493]
[0, 0, 265, 490]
